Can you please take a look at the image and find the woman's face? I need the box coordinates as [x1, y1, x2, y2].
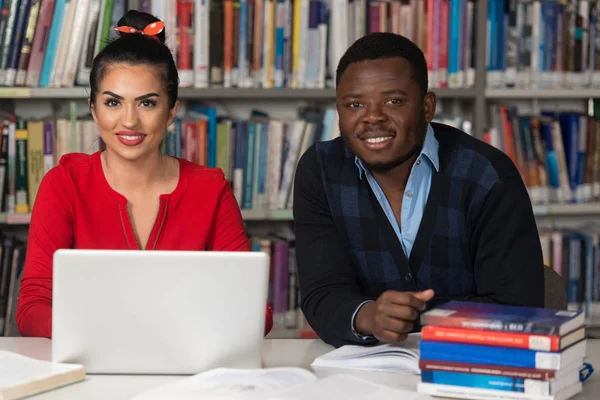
[90, 63, 179, 162]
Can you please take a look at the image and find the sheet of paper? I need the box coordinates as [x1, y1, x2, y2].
[273, 374, 434, 400]
[132, 367, 317, 400]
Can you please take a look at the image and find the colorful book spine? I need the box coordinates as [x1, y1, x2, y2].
[4, 0, 31, 86]
[15, 0, 41, 86]
[419, 359, 563, 381]
[420, 300, 583, 335]
[421, 368, 578, 396]
[38, 0, 66, 87]
[419, 340, 585, 370]
[421, 325, 575, 352]
[14, 119, 28, 213]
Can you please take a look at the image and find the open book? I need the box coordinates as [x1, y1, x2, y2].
[310, 332, 421, 373]
[132, 367, 433, 400]
[0, 351, 85, 400]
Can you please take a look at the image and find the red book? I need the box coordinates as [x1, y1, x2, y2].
[177, 0, 194, 86]
[421, 325, 585, 352]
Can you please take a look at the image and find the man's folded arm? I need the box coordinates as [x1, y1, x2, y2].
[293, 146, 377, 347]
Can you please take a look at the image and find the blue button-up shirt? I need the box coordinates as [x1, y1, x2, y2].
[354, 123, 440, 258]
[350, 123, 440, 340]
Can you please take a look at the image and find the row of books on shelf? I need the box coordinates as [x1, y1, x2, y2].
[11, 99, 600, 220]
[328, 0, 477, 89]
[484, 102, 600, 205]
[540, 227, 600, 326]
[0, 102, 341, 214]
[178, 104, 340, 211]
[0, 236, 25, 337]
[487, 0, 600, 90]
[249, 234, 316, 337]
[0, 0, 479, 90]
[417, 301, 586, 400]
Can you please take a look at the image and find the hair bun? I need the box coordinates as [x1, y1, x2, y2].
[116, 10, 166, 45]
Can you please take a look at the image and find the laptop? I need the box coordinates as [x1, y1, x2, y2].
[51, 249, 270, 374]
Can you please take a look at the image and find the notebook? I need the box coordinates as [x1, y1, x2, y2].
[310, 332, 421, 373]
[131, 367, 434, 400]
[0, 351, 85, 400]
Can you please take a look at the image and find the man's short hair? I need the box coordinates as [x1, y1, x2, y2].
[335, 32, 428, 93]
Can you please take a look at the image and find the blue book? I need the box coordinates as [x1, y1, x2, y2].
[243, 122, 257, 209]
[420, 300, 584, 335]
[419, 340, 586, 370]
[188, 104, 218, 168]
[39, 0, 67, 87]
[421, 369, 578, 395]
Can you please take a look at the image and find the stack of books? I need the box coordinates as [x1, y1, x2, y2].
[416, 301, 587, 400]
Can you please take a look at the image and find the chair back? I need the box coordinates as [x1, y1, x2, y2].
[544, 266, 568, 310]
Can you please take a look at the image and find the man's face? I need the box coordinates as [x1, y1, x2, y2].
[336, 57, 436, 172]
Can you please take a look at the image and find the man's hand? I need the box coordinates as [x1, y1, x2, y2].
[354, 289, 435, 342]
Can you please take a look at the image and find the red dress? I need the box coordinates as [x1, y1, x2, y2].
[16, 152, 273, 337]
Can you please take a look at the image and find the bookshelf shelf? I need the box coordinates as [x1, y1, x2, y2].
[533, 203, 600, 217]
[0, 87, 478, 100]
[179, 88, 337, 100]
[8, 205, 600, 224]
[0, 210, 295, 225]
[241, 209, 294, 221]
[6, 206, 600, 225]
[486, 89, 600, 100]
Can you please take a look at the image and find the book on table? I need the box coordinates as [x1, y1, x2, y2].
[0, 350, 85, 400]
[419, 300, 584, 335]
[417, 301, 587, 400]
[310, 332, 420, 373]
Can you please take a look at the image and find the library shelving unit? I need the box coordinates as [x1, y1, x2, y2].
[3, 1, 600, 338]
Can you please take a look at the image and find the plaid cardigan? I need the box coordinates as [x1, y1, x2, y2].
[296, 122, 544, 347]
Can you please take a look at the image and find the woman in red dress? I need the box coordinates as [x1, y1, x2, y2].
[16, 10, 273, 338]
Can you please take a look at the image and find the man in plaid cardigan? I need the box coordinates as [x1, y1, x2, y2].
[293, 33, 544, 348]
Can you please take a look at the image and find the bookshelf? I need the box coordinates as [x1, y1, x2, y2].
[485, 89, 600, 100]
[6, 204, 600, 226]
[2, 0, 600, 337]
[5, 204, 600, 226]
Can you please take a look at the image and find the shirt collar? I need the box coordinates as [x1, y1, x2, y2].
[355, 123, 439, 179]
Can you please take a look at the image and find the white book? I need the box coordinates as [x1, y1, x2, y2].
[61, 0, 90, 86]
[0, 351, 85, 400]
[50, 0, 78, 87]
[165, 0, 178, 61]
[266, 120, 284, 210]
[310, 332, 421, 374]
[152, 0, 168, 23]
[92, 0, 108, 57]
[327, 0, 348, 88]
[132, 367, 433, 400]
[277, 119, 305, 210]
[295, 0, 309, 89]
[418, 381, 582, 400]
[316, 6, 327, 89]
[193, 0, 210, 88]
[76, 0, 102, 86]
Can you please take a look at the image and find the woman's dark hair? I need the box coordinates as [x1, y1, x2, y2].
[89, 10, 179, 108]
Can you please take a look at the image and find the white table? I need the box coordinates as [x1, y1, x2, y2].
[1, 338, 599, 399]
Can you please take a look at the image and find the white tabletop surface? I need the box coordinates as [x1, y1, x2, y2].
[1, 337, 598, 399]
